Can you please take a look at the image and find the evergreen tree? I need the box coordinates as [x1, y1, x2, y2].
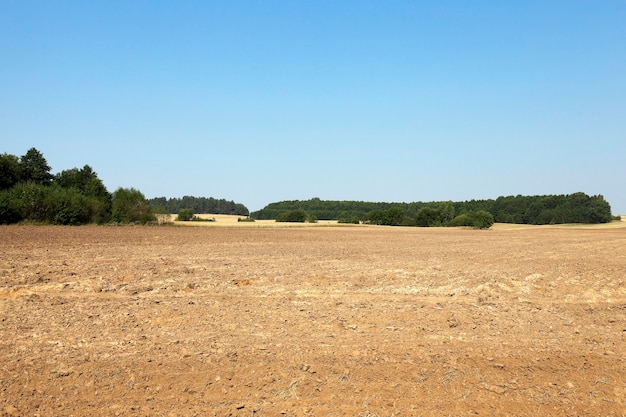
[20, 148, 53, 185]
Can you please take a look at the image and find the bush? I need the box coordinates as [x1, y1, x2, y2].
[111, 187, 156, 224]
[276, 209, 314, 223]
[54, 165, 112, 223]
[9, 181, 48, 221]
[238, 217, 255, 222]
[177, 208, 194, 221]
[448, 210, 494, 229]
[0, 183, 102, 225]
[471, 210, 494, 229]
[362, 207, 406, 226]
[338, 217, 360, 224]
[0, 190, 21, 224]
[447, 213, 472, 227]
[0, 153, 21, 191]
[414, 207, 441, 227]
[190, 216, 215, 222]
[47, 186, 93, 225]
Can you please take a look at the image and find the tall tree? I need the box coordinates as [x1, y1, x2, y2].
[20, 147, 52, 185]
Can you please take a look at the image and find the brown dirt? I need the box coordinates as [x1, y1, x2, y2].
[1, 224, 625, 416]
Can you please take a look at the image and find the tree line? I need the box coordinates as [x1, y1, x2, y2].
[2, 148, 614, 227]
[251, 194, 615, 226]
[252, 197, 405, 222]
[0, 148, 248, 225]
[148, 196, 249, 216]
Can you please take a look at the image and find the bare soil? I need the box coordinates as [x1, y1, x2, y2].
[1, 223, 625, 416]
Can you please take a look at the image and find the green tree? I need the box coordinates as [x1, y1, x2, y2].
[3, 182, 100, 225]
[0, 189, 21, 224]
[447, 213, 472, 228]
[20, 147, 53, 185]
[414, 207, 441, 227]
[0, 153, 21, 190]
[362, 207, 406, 226]
[471, 210, 494, 229]
[54, 165, 112, 223]
[9, 181, 48, 221]
[448, 211, 494, 229]
[362, 210, 384, 225]
[54, 165, 106, 196]
[46, 185, 93, 225]
[384, 207, 406, 225]
[276, 209, 309, 222]
[582, 194, 612, 223]
[111, 187, 156, 224]
[437, 201, 455, 224]
[177, 208, 194, 221]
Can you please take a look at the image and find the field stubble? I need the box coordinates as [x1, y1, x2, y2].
[0, 222, 625, 416]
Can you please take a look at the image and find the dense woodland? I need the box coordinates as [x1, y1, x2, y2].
[252, 194, 614, 226]
[148, 196, 249, 216]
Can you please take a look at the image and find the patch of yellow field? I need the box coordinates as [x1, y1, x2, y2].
[169, 213, 342, 227]
[174, 213, 626, 230]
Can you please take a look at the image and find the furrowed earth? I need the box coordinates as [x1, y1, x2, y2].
[1, 218, 625, 416]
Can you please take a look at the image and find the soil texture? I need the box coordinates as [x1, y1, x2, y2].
[1, 225, 625, 416]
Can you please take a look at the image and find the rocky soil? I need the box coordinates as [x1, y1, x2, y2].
[1, 224, 625, 416]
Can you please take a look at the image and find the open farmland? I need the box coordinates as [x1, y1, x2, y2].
[1, 222, 625, 416]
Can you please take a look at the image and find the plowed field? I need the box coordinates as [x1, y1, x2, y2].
[1, 223, 625, 416]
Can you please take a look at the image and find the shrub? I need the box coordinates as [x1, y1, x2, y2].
[47, 186, 93, 225]
[447, 213, 472, 227]
[111, 187, 156, 224]
[276, 209, 313, 223]
[1, 183, 102, 225]
[0, 190, 21, 224]
[414, 207, 441, 227]
[0, 153, 21, 191]
[190, 216, 215, 222]
[238, 217, 255, 222]
[9, 182, 49, 222]
[471, 210, 494, 229]
[177, 208, 194, 221]
[54, 165, 111, 223]
[338, 217, 360, 224]
[448, 211, 494, 229]
[362, 207, 406, 226]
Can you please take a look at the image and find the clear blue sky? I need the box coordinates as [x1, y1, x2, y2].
[1, 1, 625, 213]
